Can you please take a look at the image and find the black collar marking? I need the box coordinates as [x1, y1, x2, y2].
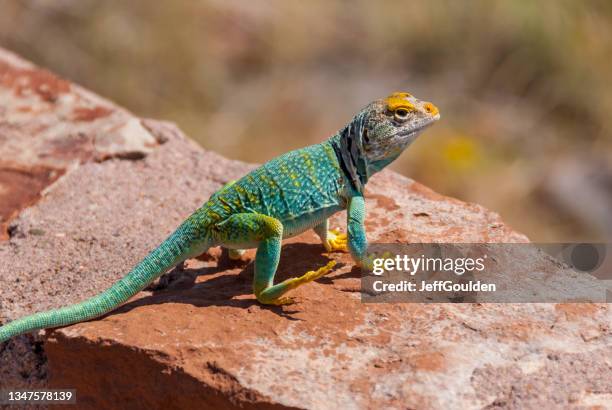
[332, 114, 369, 194]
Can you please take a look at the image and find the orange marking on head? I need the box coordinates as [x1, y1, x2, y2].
[385, 91, 416, 112]
[423, 102, 439, 116]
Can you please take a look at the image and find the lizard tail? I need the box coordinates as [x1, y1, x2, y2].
[0, 222, 201, 343]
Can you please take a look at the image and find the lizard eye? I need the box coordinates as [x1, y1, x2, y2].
[394, 108, 410, 122]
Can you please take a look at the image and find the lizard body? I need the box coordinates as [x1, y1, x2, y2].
[0, 92, 439, 342]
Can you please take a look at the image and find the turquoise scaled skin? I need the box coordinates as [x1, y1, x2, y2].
[0, 92, 439, 342]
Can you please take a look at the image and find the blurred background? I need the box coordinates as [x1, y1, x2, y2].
[1, 0, 611, 242]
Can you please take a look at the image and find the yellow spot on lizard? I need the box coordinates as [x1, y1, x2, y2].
[385, 91, 416, 112]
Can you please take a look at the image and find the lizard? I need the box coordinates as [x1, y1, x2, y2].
[0, 91, 439, 343]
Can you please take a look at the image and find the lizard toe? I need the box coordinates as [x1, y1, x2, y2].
[270, 296, 295, 306]
[300, 260, 337, 283]
[325, 230, 348, 252]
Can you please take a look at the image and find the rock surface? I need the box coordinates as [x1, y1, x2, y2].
[0, 48, 610, 409]
[0, 48, 160, 241]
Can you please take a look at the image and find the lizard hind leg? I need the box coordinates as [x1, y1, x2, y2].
[215, 213, 336, 305]
[314, 219, 348, 252]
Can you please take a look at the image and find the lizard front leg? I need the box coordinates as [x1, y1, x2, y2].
[347, 195, 368, 266]
[313, 219, 348, 252]
[214, 213, 336, 305]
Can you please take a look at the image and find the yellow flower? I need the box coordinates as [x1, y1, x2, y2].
[442, 135, 479, 170]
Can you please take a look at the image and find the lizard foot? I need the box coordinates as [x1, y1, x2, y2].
[268, 296, 295, 306]
[228, 248, 246, 260]
[294, 260, 337, 285]
[356, 251, 394, 270]
[255, 261, 337, 306]
[324, 229, 348, 252]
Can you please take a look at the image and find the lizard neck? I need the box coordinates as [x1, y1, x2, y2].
[329, 121, 370, 195]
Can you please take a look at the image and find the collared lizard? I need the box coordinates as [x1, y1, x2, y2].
[0, 91, 439, 342]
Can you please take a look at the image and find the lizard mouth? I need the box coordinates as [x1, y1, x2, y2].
[397, 116, 438, 139]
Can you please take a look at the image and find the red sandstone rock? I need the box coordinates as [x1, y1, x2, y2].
[0, 49, 160, 240]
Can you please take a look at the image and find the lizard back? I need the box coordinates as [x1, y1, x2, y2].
[203, 141, 346, 237]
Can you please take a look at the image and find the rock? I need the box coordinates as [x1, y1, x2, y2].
[0, 48, 610, 409]
[0, 48, 162, 240]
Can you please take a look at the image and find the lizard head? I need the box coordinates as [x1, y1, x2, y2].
[363, 91, 440, 170]
[334, 91, 440, 192]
